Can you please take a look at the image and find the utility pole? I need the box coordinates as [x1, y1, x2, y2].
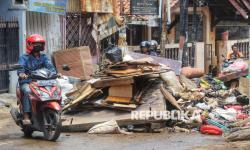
[160, 0, 167, 55]
[191, 0, 198, 67]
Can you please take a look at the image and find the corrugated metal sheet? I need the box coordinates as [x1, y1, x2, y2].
[26, 11, 63, 55]
[67, 0, 81, 12]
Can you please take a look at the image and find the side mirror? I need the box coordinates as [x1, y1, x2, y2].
[62, 64, 70, 71]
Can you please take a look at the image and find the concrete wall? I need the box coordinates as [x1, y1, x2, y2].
[0, 0, 27, 94]
[195, 42, 205, 70]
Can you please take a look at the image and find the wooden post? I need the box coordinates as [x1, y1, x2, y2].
[148, 27, 152, 41]
[160, 0, 167, 55]
[178, 0, 189, 66]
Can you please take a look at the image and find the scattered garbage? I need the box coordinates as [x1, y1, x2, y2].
[105, 46, 123, 63]
[222, 59, 248, 73]
[56, 76, 74, 103]
[200, 125, 222, 135]
[54, 47, 249, 140]
[88, 120, 131, 134]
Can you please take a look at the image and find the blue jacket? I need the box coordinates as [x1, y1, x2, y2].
[17, 53, 57, 84]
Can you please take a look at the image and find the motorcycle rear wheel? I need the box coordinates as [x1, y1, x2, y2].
[43, 109, 61, 141]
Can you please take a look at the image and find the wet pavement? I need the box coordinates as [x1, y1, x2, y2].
[0, 93, 249, 150]
[0, 111, 225, 150]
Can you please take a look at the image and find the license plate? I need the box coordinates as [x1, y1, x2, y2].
[37, 80, 57, 86]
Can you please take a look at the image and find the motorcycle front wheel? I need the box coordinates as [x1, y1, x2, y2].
[43, 109, 61, 141]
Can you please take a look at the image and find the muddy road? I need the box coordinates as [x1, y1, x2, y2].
[0, 111, 223, 150]
[1, 94, 250, 150]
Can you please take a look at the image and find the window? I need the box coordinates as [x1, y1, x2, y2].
[10, 0, 27, 9]
[15, 0, 24, 4]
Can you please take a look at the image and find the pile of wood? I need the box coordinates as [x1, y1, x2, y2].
[62, 59, 170, 112]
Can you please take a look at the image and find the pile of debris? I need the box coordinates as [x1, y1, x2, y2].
[63, 59, 170, 111]
[54, 46, 250, 140]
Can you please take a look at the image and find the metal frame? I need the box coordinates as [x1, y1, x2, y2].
[0, 18, 19, 93]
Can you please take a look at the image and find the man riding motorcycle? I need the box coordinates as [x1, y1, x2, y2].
[17, 34, 58, 125]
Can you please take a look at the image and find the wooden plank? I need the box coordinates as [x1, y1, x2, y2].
[66, 82, 89, 100]
[108, 85, 133, 98]
[105, 96, 131, 104]
[61, 80, 166, 132]
[53, 46, 93, 79]
[113, 103, 137, 109]
[242, 0, 250, 11]
[91, 77, 134, 88]
[228, 0, 249, 19]
[106, 69, 142, 75]
[63, 84, 95, 111]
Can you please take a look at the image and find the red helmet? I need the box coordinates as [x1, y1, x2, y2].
[26, 34, 45, 54]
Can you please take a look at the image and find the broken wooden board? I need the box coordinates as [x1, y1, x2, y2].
[92, 99, 136, 111]
[108, 84, 133, 98]
[65, 82, 89, 100]
[91, 77, 134, 88]
[160, 84, 182, 110]
[63, 84, 95, 111]
[113, 103, 137, 109]
[105, 96, 131, 104]
[106, 68, 142, 75]
[108, 70, 169, 78]
[128, 52, 182, 75]
[53, 46, 93, 79]
[61, 79, 167, 132]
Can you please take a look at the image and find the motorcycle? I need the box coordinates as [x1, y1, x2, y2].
[10, 68, 62, 141]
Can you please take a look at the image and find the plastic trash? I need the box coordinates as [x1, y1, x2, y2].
[88, 120, 131, 134]
[236, 112, 249, 120]
[56, 76, 74, 103]
[105, 46, 123, 62]
[200, 125, 222, 135]
[224, 105, 243, 111]
[213, 107, 237, 121]
[225, 96, 237, 105]
[205, 118, 229, 131]
[160, 71, 184, 95]
[195, 103, 211, 110]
